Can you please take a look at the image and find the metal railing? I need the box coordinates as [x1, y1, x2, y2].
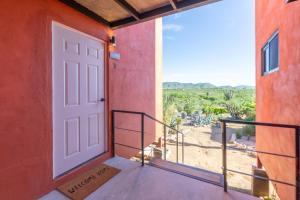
[112, 110, 185, 166]
[220, 119, 300, 199]
[112, 110, 299, 199]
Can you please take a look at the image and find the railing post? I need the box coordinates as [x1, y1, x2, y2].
[182, 134, 184, 164]
[141, 113, 145, 166]
[296, 127, 300, 200]
[221, 121, 228, 192]
[164, 125, 167, 160]
[112, 111, 115, 157]
[176, 130, 179, 163]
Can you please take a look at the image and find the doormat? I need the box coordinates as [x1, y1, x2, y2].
[57, 164, 121, 200]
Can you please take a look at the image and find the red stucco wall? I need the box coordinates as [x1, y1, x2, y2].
[110, 21, 162, 158]
[0, 0, 160, 199]
[256, 1, 300, 199]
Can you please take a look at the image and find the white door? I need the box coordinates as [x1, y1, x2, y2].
[52, 22, 106, 178]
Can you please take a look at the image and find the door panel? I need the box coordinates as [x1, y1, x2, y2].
[52, 22, 106, 178]
[87, 64, 99, 103]
[64, 61, 80, 106]
[65, 117, 80, 157]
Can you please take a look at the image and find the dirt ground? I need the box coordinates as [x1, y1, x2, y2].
[166, 125, 257, 194]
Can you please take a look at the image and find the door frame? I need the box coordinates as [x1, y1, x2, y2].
[51, 21, 109, 179]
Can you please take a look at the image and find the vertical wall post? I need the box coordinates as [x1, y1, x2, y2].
[164, 125, 167, 160]
[221, 121, 227, 192]
[182, 134, 184, 164]
[296, 127, 300, 200]
[176, 130, 179, 163]
[112, 111, 115, 157]
[141, 113, 145, 166]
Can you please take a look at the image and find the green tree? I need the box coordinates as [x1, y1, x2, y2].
[223, 90, 234, 101]
[163, 103, 177, 125]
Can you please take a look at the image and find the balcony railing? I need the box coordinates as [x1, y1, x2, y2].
[112, 110, 185, 166]
[112, 110, 300, 199]
[220, 119, 300, 199]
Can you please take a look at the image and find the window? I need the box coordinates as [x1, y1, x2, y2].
[286, 0, 298, 3]
[262, 31, 279, 75]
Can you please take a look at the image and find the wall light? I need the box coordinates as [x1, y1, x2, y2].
[109, 36, 116, 47]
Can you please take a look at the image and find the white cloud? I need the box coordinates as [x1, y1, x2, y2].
[165, 35, 175, 40]
[163, 23, 183, 32]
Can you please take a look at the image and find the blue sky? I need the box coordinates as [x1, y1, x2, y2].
[163, 0, 255, 86]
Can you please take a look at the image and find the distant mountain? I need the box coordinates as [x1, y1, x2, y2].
[163, 82, 216, 89]
[234, 85, 255, 89]
[163, 82, 254, 89]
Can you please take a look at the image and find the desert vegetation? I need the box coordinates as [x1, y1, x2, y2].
[162, 83, 257, 194]
[163, 84, 255, 124]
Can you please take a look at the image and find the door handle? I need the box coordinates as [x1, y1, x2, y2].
[92, 98, 105, 103]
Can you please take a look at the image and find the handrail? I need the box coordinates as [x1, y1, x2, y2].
[112, 109, 185, 165]
[220, 119, 299, 129]
[112, 110, 300, 198]
[220, 119, 300, 199]
[111, 109, 145, 115]
[111, 109, 185, 135]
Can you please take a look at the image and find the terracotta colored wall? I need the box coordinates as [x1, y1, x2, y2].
[109, 19, 163, 158]
[0, 0, 161, 199]
[256, 1, 300, 199]
[155, 18, 164, 142]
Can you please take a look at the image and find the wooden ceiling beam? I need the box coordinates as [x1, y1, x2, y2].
[111, 0, 220, 29]
[113, 0, 140, 20]
[61, 0, 220, 29]
[59, 0, 110, 26]
[169, 0, 178, 10]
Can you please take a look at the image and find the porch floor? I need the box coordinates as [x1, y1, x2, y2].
[40, 157, 259, 200]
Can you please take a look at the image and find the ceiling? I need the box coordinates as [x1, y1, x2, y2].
[59, 0, 220, 29]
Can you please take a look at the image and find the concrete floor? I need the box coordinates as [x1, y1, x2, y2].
[40, 157, 259, 200]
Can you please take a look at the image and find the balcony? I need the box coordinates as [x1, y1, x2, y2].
[41, 156, 259, 200]
[110, 110, 299, 200]
[39, 110, 299, 200]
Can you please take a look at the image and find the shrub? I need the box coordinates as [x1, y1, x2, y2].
[202, 105, 227, 116]
[224, 101, 244, 119]
[242, 125, 256, 139]
[223, 90, 234, 100]
[184, 102, 195, 115]
[163, 104, 177, 125]
[236, 131, 242, 139]
[245, 112, 256, 121]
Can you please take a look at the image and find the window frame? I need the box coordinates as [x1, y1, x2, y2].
[261, 30, 280, 76]
[286, 0, 298, 3]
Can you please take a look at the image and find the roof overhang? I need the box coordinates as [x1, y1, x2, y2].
[59, 0, 221, 29]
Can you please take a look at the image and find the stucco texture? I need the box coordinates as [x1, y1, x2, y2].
[110, 19, 163, 158]
[0, 0, 161, 199]
[256, 1, 300, 199]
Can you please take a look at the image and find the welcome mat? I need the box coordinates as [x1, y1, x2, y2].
[57, 164, 121, 200]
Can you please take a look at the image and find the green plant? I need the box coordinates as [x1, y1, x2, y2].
[245, 112, 256, 121]
[223, 90, 234, 100]
[183, 102, 195, 115]
[163, 88, 256, 126]
[176, 117, 182, 130]
[224, 101, 244, 119]
[163, 103, 177, 125]
[235, 130, 242, 139]
[202, 105, 227, 116]
[242, 125, 256, 139]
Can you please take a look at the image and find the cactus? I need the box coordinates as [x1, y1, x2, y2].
[223, 90, 234, 100]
